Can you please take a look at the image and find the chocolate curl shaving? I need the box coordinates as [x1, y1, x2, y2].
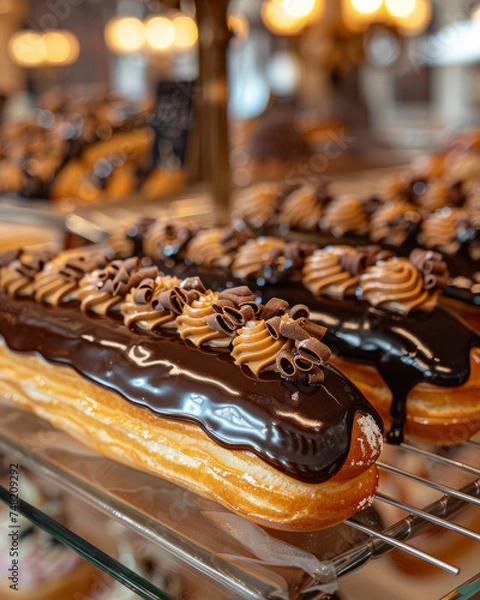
[293, 354, 314, 372]
[205, 312, 237, 335]
[239, 304, 255, 322]
[152, 287, 199, 314]
[375, 249, 395, 262]
[0, 248, 21, 268]
[278, 318, 310, 341]
[283, 242, 316, 267]
[409, 248, 449, 292]
[296, 337, 331, 365]
[340, 246, 394, 277]
[288, 304, 310, 320]
[212, 298, 234, 312]
[265, 316, 282, 339]
[239, 300, 262, 316]
[308, 368, 325, 384]
[181, 277, 206, 293]
[303, 321, 327, 340]
[133, 278, 155, 304]
[16, 251, 56, 278]
[217, 286, 256, 306]
[260, 297, 289, 320]
[61, 254, 109, 281]
[101, 279, 115, 295]
[276, 349, 301, 380]
[219, 224, 253, 252]
[340, 251, 369, 277]
[208, 301, 255, 336]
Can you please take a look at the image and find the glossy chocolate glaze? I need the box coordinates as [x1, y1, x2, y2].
[0, 295, 381, 483]
[159, 262, 480, 443]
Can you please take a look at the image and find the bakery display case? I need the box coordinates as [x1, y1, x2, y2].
[0, 400, 479, 599]
[1, 0, 480, 599]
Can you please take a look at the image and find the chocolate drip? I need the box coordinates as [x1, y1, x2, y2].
[153, 262, 480, 443]
[0, 295, 380, 483]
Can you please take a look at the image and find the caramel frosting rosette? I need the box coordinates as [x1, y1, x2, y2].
[177, 290, 235, 348]
[302, 245, 391, 300]
[464, 186, 480, 215]
[232, 299, 330, 383]
[419, 207, 468, 254]
[277, 183, 324, 231]
[142, 218, 197, 262]
[33, 253, 110, 305]
[231, 237, 307, 281]
[358, 252, 448, 315]
[320, 194, 368, 237]
[77, 257, 158, 316]
[108, 217, 156, 258]
[0, 249, 56, 298]
[369, 201, 421, 247]
[185, 225, 252, 268]
[302, 246, 358, 299]
[414, 178, 449, 212]
[121, 274, 183, 331]
[232, 182, 279, 229]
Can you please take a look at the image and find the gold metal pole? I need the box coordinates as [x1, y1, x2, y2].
[195, 0, 231, 224]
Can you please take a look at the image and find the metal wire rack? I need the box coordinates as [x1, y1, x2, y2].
[338, 439, 480, 576]
[0, 404, 479, 599]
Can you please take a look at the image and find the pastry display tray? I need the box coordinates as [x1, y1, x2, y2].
[0, 400, 479, 599]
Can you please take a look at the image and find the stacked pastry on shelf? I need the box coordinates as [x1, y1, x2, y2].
[109, 219, 480, 447]
[231, 177, 480, 326]
[0, 474, 98, 600]
[0, 247, 383, 532]
[0, 87, 183, 203]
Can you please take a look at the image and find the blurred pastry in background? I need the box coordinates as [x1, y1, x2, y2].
[0, 87, 185, 204]
[0, 473, 97, 600]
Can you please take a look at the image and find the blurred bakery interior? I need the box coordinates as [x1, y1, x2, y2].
[1, 1, 480, 599]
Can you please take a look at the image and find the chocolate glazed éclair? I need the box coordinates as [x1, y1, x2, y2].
[0, 293, 379, 485]
[120, 228, 480, 443]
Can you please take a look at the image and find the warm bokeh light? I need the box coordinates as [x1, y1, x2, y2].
[145, 16, 175, 52]
[385, 0, 416, 19]
[342, 0, 383, 32]
[104, 16, 145, 54]
[394, 0, 432, 35]
[261, 0, 325, 36]
[350, 0, 383, 16]
[283, 0, 316, 20]
[44, 31, 80, 65]
[172, 15, 198, 50]
[228, 13, 250, 45]
[8, 31, 46, 67]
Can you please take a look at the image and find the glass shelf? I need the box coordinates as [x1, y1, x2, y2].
[0, 399, 479, 600]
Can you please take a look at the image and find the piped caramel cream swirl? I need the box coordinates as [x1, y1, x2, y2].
[78, 258, 157, 316]
[359, 257, 437, 315]
[278, 184, 323, 231]
[33, 253, 109, 305]
[176, 291, 232, 348]
[185, 225, 251, 268]
[231, 237, 287, 279]
[122, 275, 182, 331]
[0, 250, 56, 298]
[142, 219, 197, 261]
[419, 208, 468, 254]
[232, 182, 279, 228]
[302, 246, 359, 299]
[232, 319, 291, 375]
[415, 178, 449, 212]
[320, 195, 368, 237]
[370, 201, 420, 246]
